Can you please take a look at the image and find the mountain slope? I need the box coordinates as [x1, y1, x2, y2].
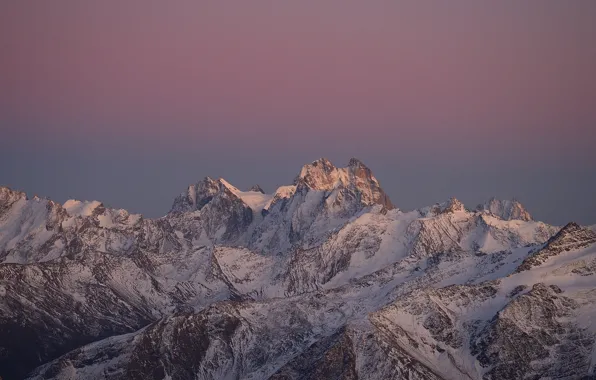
[371, 225, 596, 379]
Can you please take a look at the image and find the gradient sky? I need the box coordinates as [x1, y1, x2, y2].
[1, 1, 595, 225]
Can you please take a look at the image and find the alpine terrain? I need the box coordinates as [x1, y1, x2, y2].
[1, 158, 595, 380]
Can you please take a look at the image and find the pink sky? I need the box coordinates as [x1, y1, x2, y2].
[1, 1, 595, 223]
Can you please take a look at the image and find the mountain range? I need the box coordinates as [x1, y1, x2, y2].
[1, 158, 595, 380]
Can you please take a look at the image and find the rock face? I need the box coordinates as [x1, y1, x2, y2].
[1, 158, 595, 380]
[515, 222, 596, 273]
[420, 197, 466, 217]
[471, 283, 589, 379]
[294, 158, 394, 210]
[477, 198, 533, 221]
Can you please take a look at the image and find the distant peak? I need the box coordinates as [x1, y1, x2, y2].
[218, 178, 240, 193]
[311, 157, 334, 167]
[248, 184, 265, 194]
[346, 158, 373, 178]
[348, 157, 366, 168]
[558, 222, 582, 233]
[443, 197, 465, 213]
[477, 198, 532, 221]
[0, 186, 27, 203]
[515, 221, 596, 273]
[295, 158, 338, 189]
[421, 197, 465, 216]
[293, 157, 393, 209]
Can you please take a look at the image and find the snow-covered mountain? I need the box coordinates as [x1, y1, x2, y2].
[1, 158, 593, 380]
[476, 197, 533, 221]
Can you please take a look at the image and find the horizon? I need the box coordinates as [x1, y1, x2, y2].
[1, 2, 595, 225]
[1, 156, 593, 226]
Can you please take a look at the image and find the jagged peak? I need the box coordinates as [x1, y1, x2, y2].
[218, 178, 241, 194]
[420, 197, 466, 217]
[442, 197, 466, 213]
[0, 187, 65, 211]
[294, 157, 374, 189]
[347, 157, 366, 168]
[300, 157, 336, 174]
[548, 222, 593, 245]
[174, 158, 394, 214]
[187, 176, 233, 192]
[477, 197, 532, 221]
[346, 158, 378, 184]
[172, 176, 273, 214]
[294, 158, 338, 188]
[312, 157, 335, 167]
[293, 158, 393, 209]
[248, 184, 265, 194]
[560, 221, 582, 231]
[514, 222, 596, 273]
[0, 186, 28, 202]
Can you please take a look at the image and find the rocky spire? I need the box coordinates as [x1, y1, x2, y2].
[293, 158, 394, 210]
[0, 186, 27, 204]
[170, 177, 221, 212]
[294, 158, 338, 190]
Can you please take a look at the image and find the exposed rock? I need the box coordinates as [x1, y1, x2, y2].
[515, 222, 596, 273]
[248, 184, 265, 193]
[294, 158, 394, 210]
[477, 197, 533, 221]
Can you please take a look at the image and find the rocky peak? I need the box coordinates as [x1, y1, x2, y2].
[248, 185, 265, 194]
[478, 197, 532, 221]
[515, 222, 596, 273]
[170, 176, 234, 213]
[293, 158, 394, 210]
[419, 197, 466, 217]
[347, 157, 365, 168]
[0, 186, 27, 205]
[441, 197, 465, 214]
[545, 222, 596, 251]
[294, 158, 339, 190]
[1, 187, 67, 222]
[346, 158, 374, 183]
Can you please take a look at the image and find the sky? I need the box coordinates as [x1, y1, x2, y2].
[1, 1, 595, 225]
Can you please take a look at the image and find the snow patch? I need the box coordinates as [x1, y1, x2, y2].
[219, 178, 274, 212]
[63, 200, 102, 217]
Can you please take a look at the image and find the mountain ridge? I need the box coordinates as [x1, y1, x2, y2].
[0, 158, 594, 380]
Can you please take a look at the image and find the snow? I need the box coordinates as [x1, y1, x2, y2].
[323, 210, 419, 288]
[0, 197, 58, 263]
[264, 185, 296, 210]
[63, 199, 102, 217]
[219, 178, 273, 212]
[371, 233, 596, 380]
[97, 214, 114, 228]
[214, 246, 279, 297]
